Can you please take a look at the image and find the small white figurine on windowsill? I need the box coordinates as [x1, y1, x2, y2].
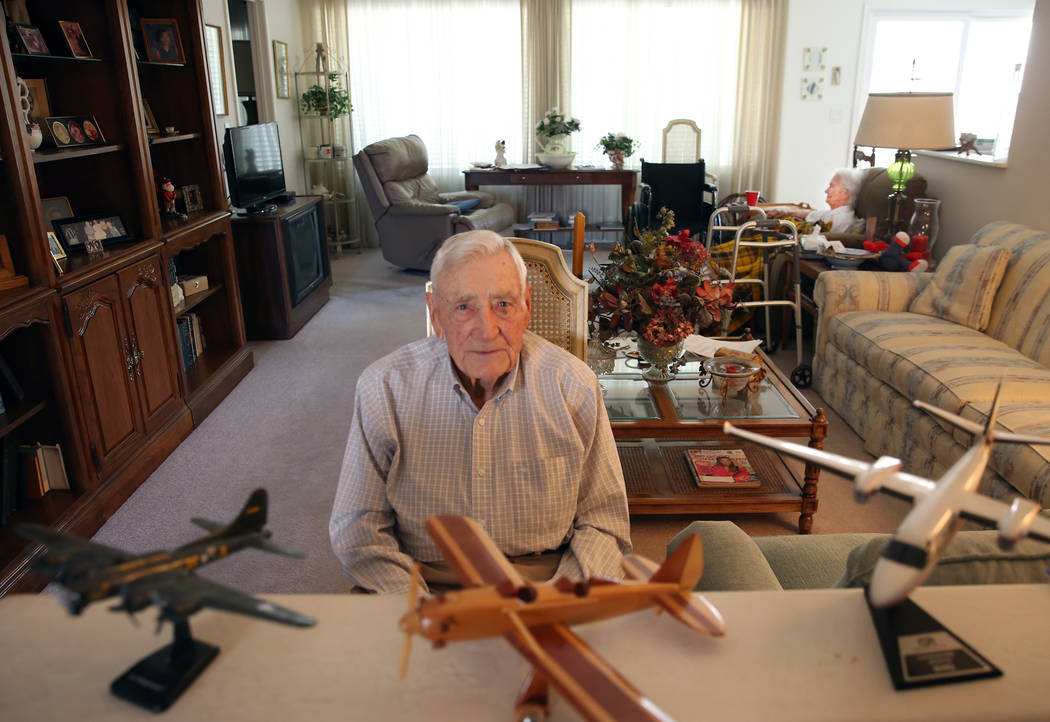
[494, 139, 507, 168]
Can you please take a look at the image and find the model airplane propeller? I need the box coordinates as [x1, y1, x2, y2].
[724, 381, 1050, 607]
[16, 489, 314, 711]
[398, 514, 725, 722]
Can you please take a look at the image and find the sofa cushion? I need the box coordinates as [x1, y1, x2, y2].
[667, 521, 783, 591]
[909, 244, 1010, 331]
[754, 533, 878, 590]
[835, 530, 1050, 589]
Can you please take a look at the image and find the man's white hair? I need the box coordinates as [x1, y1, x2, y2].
[430, 230, 527, 296]
[832, 168, 864, 207]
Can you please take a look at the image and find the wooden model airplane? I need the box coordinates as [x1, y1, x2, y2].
[724, 382, 1050, 607]
[17, 488, 315, 628]
[398, 515, 725, 722]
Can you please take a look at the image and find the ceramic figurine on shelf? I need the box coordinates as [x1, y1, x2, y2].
[157, 176, 185, 218]
[493, 139, 507, 168]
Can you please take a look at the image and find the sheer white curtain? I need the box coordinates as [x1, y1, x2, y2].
[568, 0, 742, 233]
[345, 0, 524, 191]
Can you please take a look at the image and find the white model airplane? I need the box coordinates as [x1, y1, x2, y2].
[723, 383, 1050, 607]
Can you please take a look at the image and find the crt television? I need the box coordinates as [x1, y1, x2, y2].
[223, 121, 286, 213]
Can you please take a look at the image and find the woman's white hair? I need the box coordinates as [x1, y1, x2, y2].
[430, 230, 527, 295]
[832, 168, 864, 207]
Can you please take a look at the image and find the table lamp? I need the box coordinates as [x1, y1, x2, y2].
[853, 92, 955, 234]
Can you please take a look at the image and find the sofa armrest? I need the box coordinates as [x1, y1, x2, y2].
[438, 190, 495, 208]
[386, 200, 458, 217]
[813, 270, 933, 358]
[667, 521, 783, 591]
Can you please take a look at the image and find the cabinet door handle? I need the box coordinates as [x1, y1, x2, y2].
[131, 333, 144, 377]
[123, 337, 136, 382]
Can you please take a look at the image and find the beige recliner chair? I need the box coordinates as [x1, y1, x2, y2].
[353, 134, 516, 270]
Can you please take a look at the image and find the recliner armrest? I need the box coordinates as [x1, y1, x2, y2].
[386, 201, 458, 217]
[438, 190, 495, 208]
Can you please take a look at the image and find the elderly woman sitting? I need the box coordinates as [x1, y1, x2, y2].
[766, 168, 865, 234]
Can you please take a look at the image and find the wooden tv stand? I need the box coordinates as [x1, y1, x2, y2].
[231, 196, 332, 339]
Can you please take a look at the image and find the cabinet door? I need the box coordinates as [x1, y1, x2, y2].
[118, 259, 182, 435]
[63, 276, 144, 478]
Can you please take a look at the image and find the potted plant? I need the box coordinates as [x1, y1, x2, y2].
[299, 72, 352, 117]
[596, 132, 637, 169]
[535, 108, 581, 168]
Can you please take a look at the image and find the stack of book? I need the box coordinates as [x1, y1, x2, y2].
[527, 211, 560, 230]
[175, 313, 207, 371]
[15, 443, 68, 505]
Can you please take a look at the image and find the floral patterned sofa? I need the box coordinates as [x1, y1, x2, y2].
[813, 221, 1050, 505]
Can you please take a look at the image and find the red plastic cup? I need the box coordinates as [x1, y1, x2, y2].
[745, 190, 760, 207]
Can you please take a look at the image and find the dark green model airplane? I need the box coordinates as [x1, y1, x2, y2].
[16, 488, 315, 628]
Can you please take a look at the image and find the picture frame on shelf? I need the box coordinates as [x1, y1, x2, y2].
[143, 99, 159, 135]
[273, 40, 289, 99]
[22, 78, 50, 126]
[44, 115, 105, 147]
[47, 231, 67, 273]
[58, 20, 92, 58]
[204, 25, 228, 116]
[180, 184, 203, 213]
[40, 196, 74, 224]
[15, 24, 49, 55]
[53, 214, 131, 253]
[141, 18, 185, 64]
[0, 234, 17, 279]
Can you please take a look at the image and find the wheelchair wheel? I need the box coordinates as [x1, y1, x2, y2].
[790, 364, 812, 389]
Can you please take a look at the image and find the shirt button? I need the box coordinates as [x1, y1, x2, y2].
[478, 419, 486, 427]
[478, 469, 485, 477]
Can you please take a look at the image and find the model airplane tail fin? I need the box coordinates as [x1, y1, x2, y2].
[985, 379, 1004, 439]
[649, 535, 704, 591]
[181, 489, 271, 551]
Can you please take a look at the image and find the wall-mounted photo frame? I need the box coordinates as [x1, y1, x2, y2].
[22, 77, 50, 126]
[58, 20, 92, 58]
[141, 18, 185, 64]
[273, 40, 289, 99]
[47, 231, 67, 273]
[45, 115, 105, 146]
[53, 214, 130, 253]
[41, 196, 74, 224]
[180, 184, 203, 214]
[801, 76, 824, 100]
[15, 24, 50, 55]
[803, 47, 826, 71]
[204, 24, 228, 116]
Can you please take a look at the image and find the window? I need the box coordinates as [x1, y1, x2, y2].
[861, 8, 1032, 162]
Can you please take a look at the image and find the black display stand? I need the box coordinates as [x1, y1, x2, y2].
[110, 618, 218, 712]
[866, 588, 1001, 690]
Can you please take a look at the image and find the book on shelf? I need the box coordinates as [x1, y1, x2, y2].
[533, 220, 560, 230]
[16, 443, 68, 498]
[188, 313, 206, 356]
[176, 316, 197, 371]
[685, 448, 761, 488]
[527, 211, 557, 222]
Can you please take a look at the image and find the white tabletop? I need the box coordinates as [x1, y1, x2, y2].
[2, 585, 1049, 721]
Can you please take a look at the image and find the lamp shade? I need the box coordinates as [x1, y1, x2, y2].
[854, 92, 955, 150]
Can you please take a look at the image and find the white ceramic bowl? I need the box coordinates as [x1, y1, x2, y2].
[537, 152, 575, 169]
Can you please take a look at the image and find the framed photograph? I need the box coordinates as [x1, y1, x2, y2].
[41, 196, 74, 224]
[180, 184, 203, 213]
[44, 115, 105, 146]
[15, 24, 50, 55]
[803, 47, 827, 71]
[0, 234, 16, 278]
[47, 231, 67, 273]
[204, 25, 228, 116]
[143, 98, 159, 134]
[141, 18, 185, 64]
[58, 20, 92, 58]
[22, 77, 51, 126]
[272, 40, 289, 99]
[53, 214, 130, 253]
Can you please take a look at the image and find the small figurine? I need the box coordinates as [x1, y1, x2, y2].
[157, 176, 185, 218]
[493, 139, 507, 168]
[956, 132, 981, 156]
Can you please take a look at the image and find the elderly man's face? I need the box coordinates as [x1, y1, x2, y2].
[825, 176, 850, 209]
[428, 250, 531, 395]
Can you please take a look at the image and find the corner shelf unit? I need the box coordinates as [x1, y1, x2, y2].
[0, 0, 252, 595]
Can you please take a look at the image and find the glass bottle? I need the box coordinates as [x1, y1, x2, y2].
[907, 198, 941, 260]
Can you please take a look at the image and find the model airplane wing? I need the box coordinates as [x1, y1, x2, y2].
[622, 543, 726, 637]
[425, 515, 533, 597]
[723, 422, 938, 500]
[16, 523, 133, 565]
[503, 621, 674, 722]
[144, 571, 316, 627]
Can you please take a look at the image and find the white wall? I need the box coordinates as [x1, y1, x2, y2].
[772, 0, 1047, 255]
[201, 0, 306, 196]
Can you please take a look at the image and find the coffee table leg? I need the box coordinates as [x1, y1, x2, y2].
[799, 407, 828, 533]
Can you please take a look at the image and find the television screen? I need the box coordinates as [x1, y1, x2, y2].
[224, 122, 286, 212]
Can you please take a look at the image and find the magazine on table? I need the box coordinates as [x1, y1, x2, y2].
[685, 448, 761, 487]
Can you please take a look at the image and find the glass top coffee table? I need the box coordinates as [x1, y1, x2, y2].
[597, 347, 827, 533]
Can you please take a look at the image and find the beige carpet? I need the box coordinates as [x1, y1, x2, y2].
[90, 247, 910, 592]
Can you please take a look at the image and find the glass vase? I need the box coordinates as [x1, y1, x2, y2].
[636, 336, 684, 382]
[606, 149, 625, 170]
[906, 198, 940, 261]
